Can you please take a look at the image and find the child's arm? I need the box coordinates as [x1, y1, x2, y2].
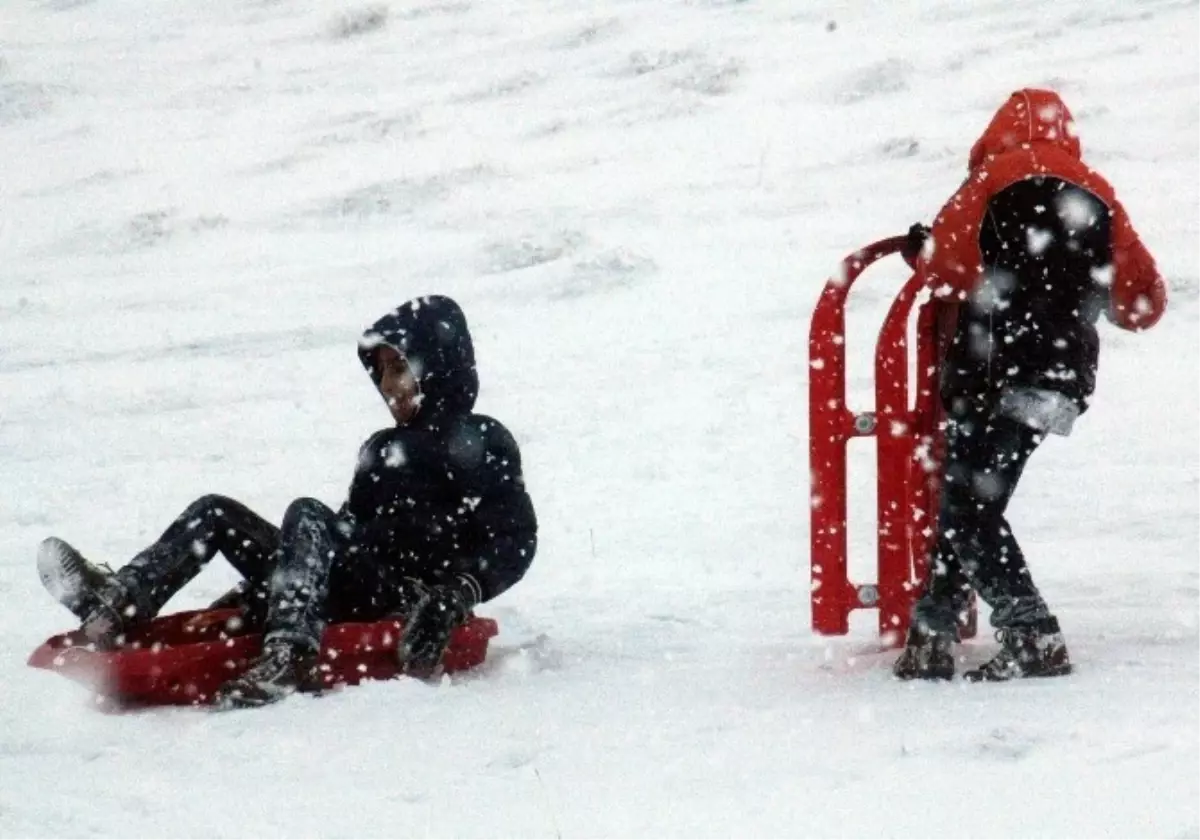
[918, 175, 992, 300]
[448, 417, 538, 604]
[1108, 208, 1167, 331]
[398, 417, 537, 678]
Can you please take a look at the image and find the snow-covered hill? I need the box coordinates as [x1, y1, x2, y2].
[2, 1, 1196, 836]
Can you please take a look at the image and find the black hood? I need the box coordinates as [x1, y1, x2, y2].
[357, 295, 479, 428]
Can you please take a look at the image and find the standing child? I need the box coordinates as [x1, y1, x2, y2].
[893, 88, 1167, 681]
[39, 295, 538, 707]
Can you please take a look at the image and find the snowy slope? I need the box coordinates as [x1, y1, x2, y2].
[1, 0, 1197, 836]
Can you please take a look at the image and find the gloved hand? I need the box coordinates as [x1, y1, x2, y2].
[389, 576, 430, 619]
[901, 222, 931, 268]
[398, 576, 478, 679]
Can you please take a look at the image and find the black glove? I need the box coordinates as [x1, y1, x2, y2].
[398, 577, 478, 679]
[902, 222, 931, 266]
[391, 577, 431, 619]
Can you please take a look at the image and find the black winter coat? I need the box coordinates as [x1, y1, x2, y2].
[338, 296, 537, 605]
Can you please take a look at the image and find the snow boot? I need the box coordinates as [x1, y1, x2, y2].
[963, 620, 1072, 682]
[37, 537, 135, 648]
[213, 639, 318, 710]
[892, 622, 956, 681]
[399, 584, 472, 679]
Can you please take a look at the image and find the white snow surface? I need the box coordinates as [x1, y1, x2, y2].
[1, 1, 1197, 837]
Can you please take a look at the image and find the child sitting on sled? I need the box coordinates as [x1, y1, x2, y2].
[38, 295, 538, 709]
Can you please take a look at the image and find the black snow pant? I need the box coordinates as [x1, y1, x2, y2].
[912, 398, 1058, 636]
[113, 494, 418, 653]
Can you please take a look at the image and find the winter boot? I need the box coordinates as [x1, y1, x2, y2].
[963, 620, 1072, 682]
[213, 639, 318, 710]
[37, 537, 134, 648]
[399, 583, 473, 679]
[892, 621, 956, 681]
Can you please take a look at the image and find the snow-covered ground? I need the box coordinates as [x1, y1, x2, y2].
[2, 0, 1197, 836]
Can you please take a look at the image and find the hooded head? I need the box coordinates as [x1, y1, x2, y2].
[358, 295, 479, 428]
[968, 88, 1081, 171]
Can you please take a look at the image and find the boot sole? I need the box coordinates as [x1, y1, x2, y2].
[37, 537, 91, 614]
[964, 662, 1073, 682]
[892, 648, 956, 681]
[38, 537, 127, 647]
[213, 689, 281, 711]
[893, 670, 955, 682]
[213, 678, 299, 711]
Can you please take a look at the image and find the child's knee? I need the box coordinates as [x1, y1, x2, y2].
[281, 497, 332, 529]
[183, 493, 236, 522]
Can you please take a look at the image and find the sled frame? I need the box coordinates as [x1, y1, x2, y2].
[808, 235, 975, 644]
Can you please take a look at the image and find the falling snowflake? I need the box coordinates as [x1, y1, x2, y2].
[1025, 226, 1054, 255]
[1055, 189, 1098, 230]
[1038, 103, 1061, 123]
[831, 262, 850, 288]
[1090, 264, 1115, 287]
[383, 441, 407, 468]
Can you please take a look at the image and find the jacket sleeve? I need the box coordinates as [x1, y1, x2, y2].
[920, 174, 991, 300]
[447, 417, 538, 604]
[334, 428, 392, 527]
[1108, 208, 1167, 331]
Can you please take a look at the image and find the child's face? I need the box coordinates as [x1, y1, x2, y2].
[375, 346, 421, 425]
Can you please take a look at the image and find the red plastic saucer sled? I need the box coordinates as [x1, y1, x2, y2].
[28, 609, 499, 710]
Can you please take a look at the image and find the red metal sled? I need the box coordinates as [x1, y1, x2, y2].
[808, 235, 975, 645]
[28, 609, 499, 710]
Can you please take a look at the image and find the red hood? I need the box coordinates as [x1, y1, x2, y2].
[968, 89, 1081, 170]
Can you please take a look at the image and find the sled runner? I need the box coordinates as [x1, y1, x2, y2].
[28, 608, 499, 711]
[808, 234, 976, 644]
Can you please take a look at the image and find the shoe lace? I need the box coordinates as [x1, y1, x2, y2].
[978, 629, 1027, 674]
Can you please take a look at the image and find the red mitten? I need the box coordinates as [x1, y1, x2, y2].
[1109, 238, 1167, 331]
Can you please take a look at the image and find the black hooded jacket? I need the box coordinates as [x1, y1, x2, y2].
[338, 296, 537, 604]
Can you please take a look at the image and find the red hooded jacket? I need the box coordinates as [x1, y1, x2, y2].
[921, 88, 1166, 331]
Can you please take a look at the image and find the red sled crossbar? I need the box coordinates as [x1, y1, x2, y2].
[28, 609, 499, 711]
[808, 235, 975, 645]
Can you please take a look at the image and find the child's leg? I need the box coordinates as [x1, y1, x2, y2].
[911, 531, 973, 636]
[212, 498, 357, 708]
[250, 498, 419, 650]
[259, 497, 346, 652]
[937, 408, 1053, 629]
[116, 494, 281, 620]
